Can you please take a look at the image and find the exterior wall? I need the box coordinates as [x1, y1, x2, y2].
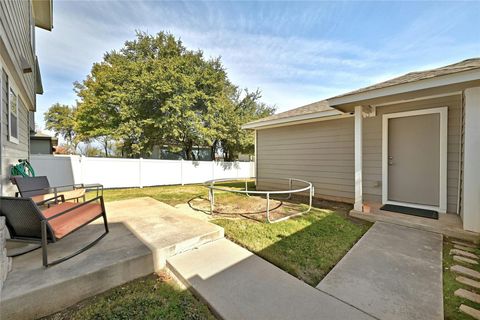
[0, 1, 35, 196]
[462, 87, 480, 232]
[362, 94, 462, 214]
[256, 117, 355, 202]
[0, 1, 36, 106]
[30, 139, 52, 154]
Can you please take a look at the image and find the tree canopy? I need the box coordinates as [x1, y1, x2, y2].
[44, 103, 78, 153]
[49, 31, 274, 160]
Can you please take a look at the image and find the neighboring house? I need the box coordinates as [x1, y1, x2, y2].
[244, 58, 480, 232]
[0, 0, 53, 196]
[151, 145, 252, 161]
[30, 131, 57, 154]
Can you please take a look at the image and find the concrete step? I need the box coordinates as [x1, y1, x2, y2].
[460, 304, 480, 320]
[455, 288, 480, 304]
[452, 240, 478, 248]
[451, 265, 480, 280]
[456, 276, 480, 289]
[454, 244, 477, 252]
[450, 248, 479, 260]
[105, 197, 224, 270]
[454, 255, 479, 265]
[167, 238, 375, 320]
[0, 223, 154, 320]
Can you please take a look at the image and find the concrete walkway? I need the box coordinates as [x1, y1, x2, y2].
[167, 238, 375, 320]
[317, 221, 443, 320]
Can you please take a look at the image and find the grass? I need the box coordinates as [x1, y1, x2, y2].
[87, 181, 254, 206]
[44, 273, 215, 320]
[212, 202, 370, 286]
[443, 239, 480, 320]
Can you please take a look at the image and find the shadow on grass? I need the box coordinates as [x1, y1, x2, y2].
[213, 205, 370, 286]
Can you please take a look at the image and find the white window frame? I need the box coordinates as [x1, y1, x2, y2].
[382, 107, 448, 213]
[8, 85, 19, 144]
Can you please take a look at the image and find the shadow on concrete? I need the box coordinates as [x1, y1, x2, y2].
[1, 223, 153, 320]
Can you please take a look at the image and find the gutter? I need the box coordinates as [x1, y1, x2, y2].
[242, 109, 345, 130]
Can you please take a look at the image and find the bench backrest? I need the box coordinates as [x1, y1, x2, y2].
[0, 197, 54, 241]
[14, 176, 51, 197]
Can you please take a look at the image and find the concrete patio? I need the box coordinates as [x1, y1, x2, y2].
[0, 197, 224, 320]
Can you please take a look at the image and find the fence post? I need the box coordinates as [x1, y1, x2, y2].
[139, 157, 143, 188]
[180, 159, 184, 186]
[80, 156, 86, 185]
[212, 160, 215, 180]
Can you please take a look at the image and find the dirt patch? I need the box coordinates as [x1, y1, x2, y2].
[189, 193, 311, 222]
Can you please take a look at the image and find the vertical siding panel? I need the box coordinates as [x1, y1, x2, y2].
[257, 117, 355, 203]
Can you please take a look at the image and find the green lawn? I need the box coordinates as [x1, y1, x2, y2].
[88, 181, 253, 206]
[44, 273, 215, 320]
[443, 239, 480, 320]
[213, 204, 369, 286]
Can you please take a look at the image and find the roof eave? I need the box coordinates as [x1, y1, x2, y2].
[242, 109, 345, 130]
[327, 69, 480, 111]
[33, 0, 53, 31]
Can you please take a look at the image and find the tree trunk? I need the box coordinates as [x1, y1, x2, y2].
[211, 140, 217, 161]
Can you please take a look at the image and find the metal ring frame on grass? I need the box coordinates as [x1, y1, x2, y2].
[204, 178, 315, 223]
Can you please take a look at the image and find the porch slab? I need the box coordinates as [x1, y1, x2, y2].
[0, 223, 154, 320]
[0, 197, 224, 320]
[350, 206, 480, 243]
[317, 221, 443, 320]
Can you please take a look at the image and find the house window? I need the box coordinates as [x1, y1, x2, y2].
[9, 88, 19, 144]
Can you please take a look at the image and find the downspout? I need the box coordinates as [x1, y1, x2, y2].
[456, 92, 465, 217]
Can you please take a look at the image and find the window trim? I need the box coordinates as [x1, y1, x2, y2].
[8, 85, 19, 144]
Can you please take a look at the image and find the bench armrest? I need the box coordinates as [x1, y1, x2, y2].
[36, 194, 65, 206]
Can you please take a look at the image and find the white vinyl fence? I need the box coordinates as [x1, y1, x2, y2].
[30, 155, 255, 189]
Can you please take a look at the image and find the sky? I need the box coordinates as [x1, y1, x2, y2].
[35, 0, 480, 130]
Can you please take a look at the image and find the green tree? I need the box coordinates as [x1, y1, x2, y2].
[217, 88, 275, 161]
[44, 103, 79, 153]
[74, 31, 274, 160]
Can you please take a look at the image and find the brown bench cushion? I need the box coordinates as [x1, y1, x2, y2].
[42, 202, 103, 239]
[31, 189, 86, 203]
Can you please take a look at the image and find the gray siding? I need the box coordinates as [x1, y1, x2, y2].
[30, 139, 52, 155]
[256, 117, 355, 202]
[363, 94, 462, 213]
[1, 69, 29, 195]
[0, 0, 34, 196]
[0, 0, 36, 106]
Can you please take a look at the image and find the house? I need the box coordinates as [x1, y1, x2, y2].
[30, 131, 58, 154]
[244, 58, 480, 232]
[0, 0, 53, 196]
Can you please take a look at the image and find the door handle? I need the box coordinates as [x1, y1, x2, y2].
[388, 156, 393, 160]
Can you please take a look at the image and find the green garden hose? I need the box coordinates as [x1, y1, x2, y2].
[10, 159, 35, 178]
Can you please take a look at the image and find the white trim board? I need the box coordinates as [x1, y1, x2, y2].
[242, 110, 347, 130]
[381, 107, 448, 213]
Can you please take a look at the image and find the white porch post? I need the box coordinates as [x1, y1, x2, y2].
[354, 106, 363, 211]
[463, 87, 480, 232]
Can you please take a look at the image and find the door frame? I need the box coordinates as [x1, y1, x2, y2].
[382, 106, 448, 213]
